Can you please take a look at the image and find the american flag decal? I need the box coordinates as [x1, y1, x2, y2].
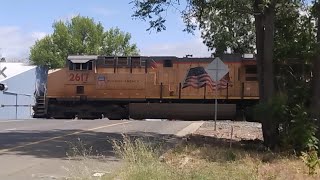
[182, 67, 230, 90]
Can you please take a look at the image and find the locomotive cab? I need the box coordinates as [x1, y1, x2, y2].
[66, 55, 97, 99]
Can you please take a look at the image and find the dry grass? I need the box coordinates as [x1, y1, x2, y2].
[62, 135, 320, 180]
[101, 134, 320, 180]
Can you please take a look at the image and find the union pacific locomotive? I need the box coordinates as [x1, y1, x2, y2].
[33, 54, 259, 120]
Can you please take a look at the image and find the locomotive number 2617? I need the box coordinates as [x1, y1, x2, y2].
[69, 73, 89, 82]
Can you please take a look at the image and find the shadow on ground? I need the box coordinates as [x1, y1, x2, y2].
[0, 130, 179, 160]
[0, 122, 268, 163]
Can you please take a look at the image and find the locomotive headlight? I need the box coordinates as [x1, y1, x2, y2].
[0, 83, 8, 91]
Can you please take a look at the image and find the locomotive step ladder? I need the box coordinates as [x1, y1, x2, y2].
[33, 96, 47, 118]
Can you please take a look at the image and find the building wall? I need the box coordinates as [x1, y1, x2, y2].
[0, 67, 37, 119]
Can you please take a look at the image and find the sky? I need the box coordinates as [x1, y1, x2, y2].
[0, 0, 213, 60]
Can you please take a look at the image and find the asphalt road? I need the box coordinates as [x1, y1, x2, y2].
[0, 119, 201, 180]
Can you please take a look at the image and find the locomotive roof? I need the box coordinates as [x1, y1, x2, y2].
[68, 54, 256, 63]
[145, 54, 255, 62]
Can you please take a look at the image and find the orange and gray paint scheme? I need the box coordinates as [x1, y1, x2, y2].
[33, 54, 259, 120]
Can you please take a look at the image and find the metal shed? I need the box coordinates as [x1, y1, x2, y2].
[0, 62, 37, 119]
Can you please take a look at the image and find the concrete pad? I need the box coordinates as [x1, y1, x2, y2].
[175, 122, 204, 137]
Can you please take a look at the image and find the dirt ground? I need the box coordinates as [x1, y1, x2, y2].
[194, 121, 263, 142]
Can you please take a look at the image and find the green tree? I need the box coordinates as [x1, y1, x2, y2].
[101, 28, 139, 56]
[132, 0, 255, 55]
[185, 0, 255, 55]
[30, 15, 139, 69]
[30, 35, 66, 68]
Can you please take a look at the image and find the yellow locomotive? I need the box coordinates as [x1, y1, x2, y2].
[33, 54, 259, 120]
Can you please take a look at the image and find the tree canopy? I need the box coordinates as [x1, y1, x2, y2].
[131, 0, 314, 58]
[30, 15, 139, 69]
[131, 0, 257, 55]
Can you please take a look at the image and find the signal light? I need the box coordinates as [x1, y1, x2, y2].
[0, 83, 8, 91]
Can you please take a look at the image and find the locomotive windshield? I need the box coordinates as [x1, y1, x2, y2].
[68, 61, 93, 71]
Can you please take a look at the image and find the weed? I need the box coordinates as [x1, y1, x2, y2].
[300, 148, 320, 175]
[111, 134, 159, 164]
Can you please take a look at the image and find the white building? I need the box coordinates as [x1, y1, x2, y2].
[0, 62, 39, 119]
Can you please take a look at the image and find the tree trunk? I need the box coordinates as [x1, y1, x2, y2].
[254, 0, 278, 149]
[312, 2, 320, 140]
[261, 4, 278, 148]
[263, 8, 275, 101]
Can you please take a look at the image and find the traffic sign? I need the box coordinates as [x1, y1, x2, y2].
[0, 66, 7, 78]
[205, 57, 229, 131]
[205, 57, 229, 82]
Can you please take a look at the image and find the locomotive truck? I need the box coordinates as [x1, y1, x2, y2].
[33, 54, 259, 120]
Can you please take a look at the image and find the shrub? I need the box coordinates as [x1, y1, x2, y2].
[300, 148, 320, 175]
[254, 93, 318, 152]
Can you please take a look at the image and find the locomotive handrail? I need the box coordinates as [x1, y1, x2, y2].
[43, 84, 47, 114]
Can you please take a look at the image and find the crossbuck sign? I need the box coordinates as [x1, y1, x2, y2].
[0, 66, 7, 78]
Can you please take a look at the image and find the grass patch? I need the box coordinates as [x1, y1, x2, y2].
[63, 138, 112, 180]
[101, 134, 320, 180]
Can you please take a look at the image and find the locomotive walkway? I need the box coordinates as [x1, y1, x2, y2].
[0, 119, 202, 180]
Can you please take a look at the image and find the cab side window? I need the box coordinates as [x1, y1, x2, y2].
[163, 60, 173, 67]
[245, 65, 257, 81]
